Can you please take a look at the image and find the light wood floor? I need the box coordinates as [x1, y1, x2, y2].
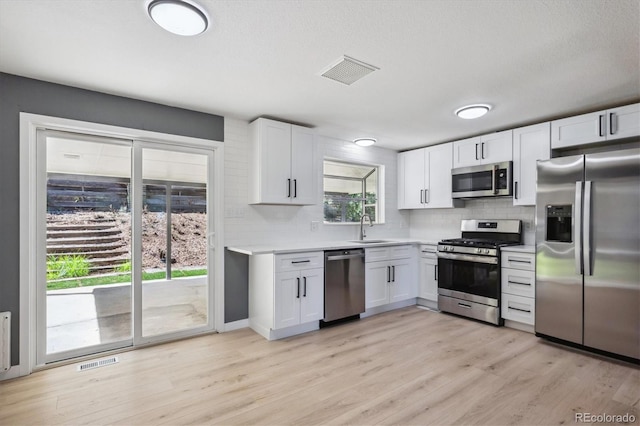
[1, 307, 638, 425]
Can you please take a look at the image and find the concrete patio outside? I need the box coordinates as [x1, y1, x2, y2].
[46, 276, 208, 354]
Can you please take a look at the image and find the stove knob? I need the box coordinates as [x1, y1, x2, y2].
[476, 248, 482, 254]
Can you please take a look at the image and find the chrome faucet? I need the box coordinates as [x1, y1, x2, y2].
[359, 214, 373, 240]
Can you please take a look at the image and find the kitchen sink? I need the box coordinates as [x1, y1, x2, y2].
[348, 239, 390, 244]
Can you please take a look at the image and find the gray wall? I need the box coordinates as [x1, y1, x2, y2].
[0, 73, 224, 366]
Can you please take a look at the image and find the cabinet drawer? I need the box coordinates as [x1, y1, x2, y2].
[501, 293, 535, 325]
[275, 251, 324, 273]
[501, 268, 535, 298]
[419, 244, 438, 258]
[501, 252, 535, 271]
[366, 245, 413, 262]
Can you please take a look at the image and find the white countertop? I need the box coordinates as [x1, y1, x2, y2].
[227, 238, 438, 256]
[501, 245, 535, 253]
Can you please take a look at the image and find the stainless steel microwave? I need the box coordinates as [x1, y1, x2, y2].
[451, 161, 513, 199]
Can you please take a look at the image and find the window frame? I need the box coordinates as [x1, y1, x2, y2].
[322, 158, 384, 225]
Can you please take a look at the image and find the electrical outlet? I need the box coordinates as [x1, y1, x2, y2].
[311, 221, 319, 232]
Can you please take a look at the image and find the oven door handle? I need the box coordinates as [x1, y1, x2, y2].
[437, 252, 499, 265]
[492, 164, 499, 195]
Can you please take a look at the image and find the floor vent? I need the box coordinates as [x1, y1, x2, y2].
[77, 356, 118, 372]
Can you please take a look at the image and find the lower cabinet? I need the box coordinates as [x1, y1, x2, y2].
[418, 244, 438, 307]
[274, 268, 324, 329]
[249, 251, 324, 340]
[501, 250, 536, 329]
[365, 245, 417, 309]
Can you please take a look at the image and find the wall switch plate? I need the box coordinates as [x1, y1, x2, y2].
[311, 221, 319, 231]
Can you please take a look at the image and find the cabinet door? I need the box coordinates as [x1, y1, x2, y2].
[299, 268, 324, 324]
[512, 122, 550, 206]
[389, 259, 416, 303]
[551, 111, 606, 149]
[365, 262, 391, 309]
[607, 103, 640, 141]
[480, 130, 513, 164]
[290, 125, 317, 205]
[274, 271, 301, 329]
[419, 257, 438, 302]
[452, 136, 482, 168]
[257, 119, 292, 204]
[399, 149, 427, 209]
[426, 143, 455, 208]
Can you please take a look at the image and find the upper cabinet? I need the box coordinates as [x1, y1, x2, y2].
[249, 118, 316, 205]
[398, 142, 462, 209]
[551, 103, 640, 149]
[452, 130, 513, 168]
[512, 122, 550, 206]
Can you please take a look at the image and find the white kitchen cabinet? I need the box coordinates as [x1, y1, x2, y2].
[365, 245, 417, 309]
[512, 122, 550, 206]
[249, 251, 324, 340]
[274, 267, 324, 329]
[551, 103, 640, 149]
[452, 130, 513, 168]
[397, 143, 461, 209]
[418, 244, 438, 307]
[501, 250, 535, 329]
[249, 118, 316, 205]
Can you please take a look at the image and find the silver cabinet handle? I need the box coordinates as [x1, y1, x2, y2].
[481, 142, 485, 159]
[609, 112, 616, 135]
[420, 189, 424, 204]
[598, 114, 605, 137]
[507, 279, 531, 286]
[293, 179, 297, 198]
[303, 276, 307, 297]
[507, 257, 531, 264]
[508, 306, 531, 313]
[296, 277, 300, 298]
[514, 181, 518, 200]
[287, 178, 291, 198]
[386, 266, 390, 283]
[291, 259, 311, 264]
[475, 143, 479, 160]
[424, 189, 429, 204]
[392, 265, 395, 282]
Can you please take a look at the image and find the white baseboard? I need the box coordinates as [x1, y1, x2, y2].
[504, 319, 535, 334]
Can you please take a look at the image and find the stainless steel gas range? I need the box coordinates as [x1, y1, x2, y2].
[437, 219, 522, 325]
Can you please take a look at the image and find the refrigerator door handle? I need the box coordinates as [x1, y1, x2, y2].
[584, 181, 592, 276]
[575, 181, 583, 275]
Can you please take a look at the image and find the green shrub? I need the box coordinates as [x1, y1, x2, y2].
[116, 260, 132, 273]
[47, 255, 90, 280]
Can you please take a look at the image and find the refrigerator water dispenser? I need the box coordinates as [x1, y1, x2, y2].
[546, 205, 572, 242]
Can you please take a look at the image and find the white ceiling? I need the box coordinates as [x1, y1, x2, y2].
[1, 0, 638, 151]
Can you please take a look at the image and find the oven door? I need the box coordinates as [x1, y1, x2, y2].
[437, 252, 500, 306]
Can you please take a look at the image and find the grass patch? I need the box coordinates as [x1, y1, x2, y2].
[47, 255, 90, 280]
[47, 268, 207, 290]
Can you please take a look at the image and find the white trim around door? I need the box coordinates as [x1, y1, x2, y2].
[17, 112, 225, 377]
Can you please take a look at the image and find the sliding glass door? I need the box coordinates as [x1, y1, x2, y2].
[37, 130, 215, 364]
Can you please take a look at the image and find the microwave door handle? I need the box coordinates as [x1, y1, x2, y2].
[492, 165, 498, 194]
[575, 181, 583, 275]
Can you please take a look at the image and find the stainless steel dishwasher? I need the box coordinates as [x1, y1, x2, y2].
[323, 248, 366, 323]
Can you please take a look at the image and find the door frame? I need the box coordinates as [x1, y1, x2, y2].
[19, 113, 225, 375]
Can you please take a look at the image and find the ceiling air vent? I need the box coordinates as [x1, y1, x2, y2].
[320, 55, 379, 85]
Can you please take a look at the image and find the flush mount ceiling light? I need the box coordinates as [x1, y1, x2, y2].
[455, 104, 492, 119]
[148, 0, 209, 36]
[354, 138, 376, 147]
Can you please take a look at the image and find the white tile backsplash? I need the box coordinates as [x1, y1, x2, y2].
[224, 118, 535, 248]
[409, 198, 535, 245]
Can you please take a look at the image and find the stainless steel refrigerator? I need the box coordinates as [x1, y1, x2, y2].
[535, 147, 640, 361]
